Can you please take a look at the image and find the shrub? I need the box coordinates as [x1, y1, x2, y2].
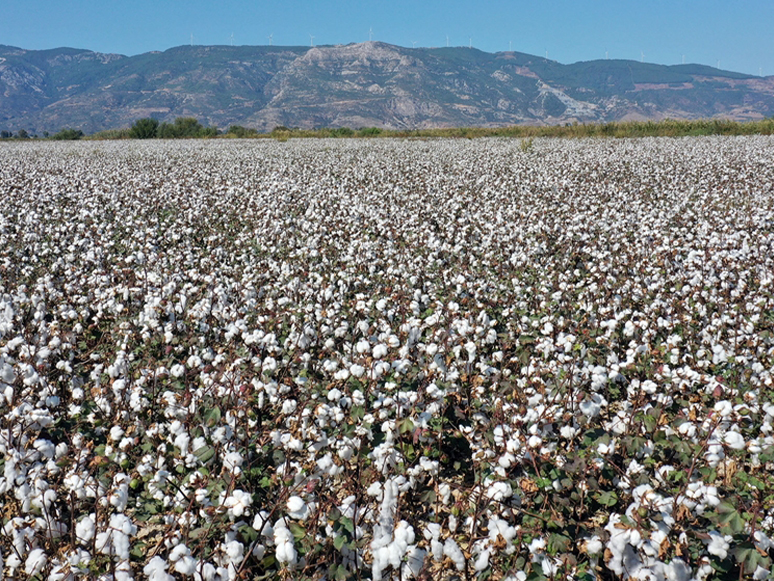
[157, 117, 216, 139]
[129, 118, 160, 139]
[357, 127, 383, 137]
[226, 125, 259, 138]
[50, 128, 84, 140]
[330, 127, 355, 137]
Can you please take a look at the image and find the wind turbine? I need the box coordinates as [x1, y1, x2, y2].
[605, 48, 608, 60]
[446, 35, 449, 47]
[545, 48, 548, 59]
[369, 27, 373, 41]
[641, 50, 645, 63]
[310, 35, 315, 47]
[716, 60, 721, 69]
[230, 33, 234, 46]
[412, 41, 417, 48]
[190, 33, 194, 46]
[469, 37, 472, 49]
[509, 40, 512, 52]
[268, 34, 273, 46]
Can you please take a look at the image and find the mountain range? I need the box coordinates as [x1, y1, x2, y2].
[1, 42, 773, 134]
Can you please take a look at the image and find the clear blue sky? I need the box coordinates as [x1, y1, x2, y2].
[3, 0, 772, 76]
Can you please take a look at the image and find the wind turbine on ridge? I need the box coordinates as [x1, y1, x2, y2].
[268, 34, 273, 46]
[310, 35, 315, 47]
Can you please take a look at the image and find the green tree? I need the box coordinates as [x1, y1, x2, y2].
[157, 117, 216, 139]
[16, 129, 29, 139]
[51, 128, 84, 140]
[129, 118, 159, 139]
[226, 125, 258, 138]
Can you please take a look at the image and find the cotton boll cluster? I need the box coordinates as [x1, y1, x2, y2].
[2, 137, 774, 578]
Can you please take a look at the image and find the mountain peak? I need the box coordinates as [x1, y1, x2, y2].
[1, 43, 772, 134]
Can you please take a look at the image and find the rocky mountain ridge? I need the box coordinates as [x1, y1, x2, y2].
[1, 42, 773, 133]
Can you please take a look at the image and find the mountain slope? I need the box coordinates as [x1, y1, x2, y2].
[1, 42, 773, 133]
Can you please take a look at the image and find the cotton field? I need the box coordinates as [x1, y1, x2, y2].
[1, 136, 774, 581]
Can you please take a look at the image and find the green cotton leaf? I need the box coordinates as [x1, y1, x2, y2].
[334, 535, 347, 551]
[339, 515, 355, 534]
[547, 532, 571, 554]
[398, 418, 415, 434]
[595, 491, 618, 507]
[350, 405, 365, 421]
[193, 445, 215, 464]
[289, 522, 306, 540]
[239, 525, 258, 543]
[189, 527, 208, 539]
[713, 502, 746, 534]
[203, 406, 222, 427]
[333, 564, 349, 581]
[733, 543, 762, 574]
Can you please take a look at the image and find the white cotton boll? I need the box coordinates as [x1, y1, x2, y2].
[286, 496, 308, 520]
[443, 538, 465, 570]
[560, 425, 579, 439]
[281, 400, 297, 414]
[174, 555, 197, 575]
[223, 452, 244, 474]
[169, 544, 190, 562]
[356, 340, 371, 354]
[586, 536, 603, 555]
[724, 431, 745, 450]
[424, 523, 442, 541]
[714, 401, 733, 417]
[498, 452, 515, 468]
[367, 481, 383, 498]
[274, 524, 297, 565]
[350, 364, 365, 378]
[712, 345, 728, 365]
[706, 531, 730, 559]
[474, 548, 491, 571]
[144, 556, 175, 581]
[527, 435, 542, 448]
[224, 539, 244, 563]
[327, 388, 342, 402]
[193, 563, 217, 581]
[402, 546, 426, 579]
[641, 380, 658, 394]
[25, 548, 47, 576]
[109, 425, 125, 441]
[76, 515, 96, 543]
[754, 566, 771, 580]
[486, 481, 513, 501]
[664, 558, 691, 581]
[224, 489, 252, 517]
[373, 344, 388, 359]
[170, 364, 185, 378]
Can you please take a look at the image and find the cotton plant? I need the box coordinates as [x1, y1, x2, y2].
[1, 136, 774, 578]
